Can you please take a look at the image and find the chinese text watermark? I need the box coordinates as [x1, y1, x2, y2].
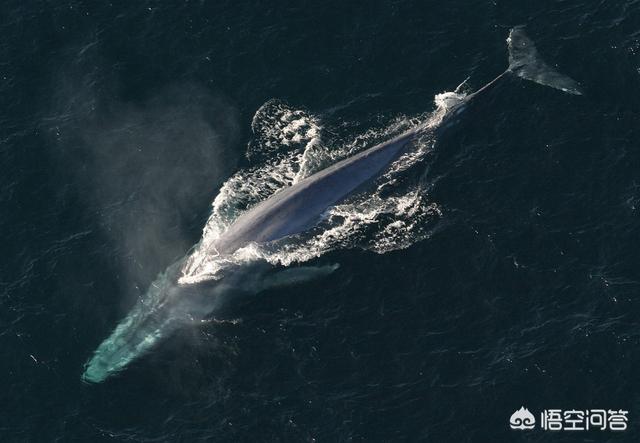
[510, 407, 628, 432]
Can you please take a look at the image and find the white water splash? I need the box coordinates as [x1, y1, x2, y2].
[179, 91, 465, 284]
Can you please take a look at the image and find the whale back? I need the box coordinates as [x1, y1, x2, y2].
[214, 129, 417, 254]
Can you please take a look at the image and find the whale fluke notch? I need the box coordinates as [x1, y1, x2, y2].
[507, 25, 583, 95]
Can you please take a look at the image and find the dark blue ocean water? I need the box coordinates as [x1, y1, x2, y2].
[2, 1, 640, 441]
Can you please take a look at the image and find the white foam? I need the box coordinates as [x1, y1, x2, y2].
[179, 91, 464, 284]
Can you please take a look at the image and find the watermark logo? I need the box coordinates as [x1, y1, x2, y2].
[509, 407, 536, 430]
[510, 407, 628, 432]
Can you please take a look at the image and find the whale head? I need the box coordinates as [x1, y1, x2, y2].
[82, 261, 217, 383]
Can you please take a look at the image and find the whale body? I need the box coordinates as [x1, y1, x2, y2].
[82, 27, 582, 383]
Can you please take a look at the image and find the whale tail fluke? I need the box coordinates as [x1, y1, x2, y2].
[507, 26, 582, 95]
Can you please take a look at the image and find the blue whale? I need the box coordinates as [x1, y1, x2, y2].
[82, 27, 581, 383]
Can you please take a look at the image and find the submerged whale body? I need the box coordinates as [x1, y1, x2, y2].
[83, 27, 582, 383]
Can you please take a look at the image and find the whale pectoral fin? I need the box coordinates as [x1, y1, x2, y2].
[260, 263, 340, 290]
[197, 317, 242, 327]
